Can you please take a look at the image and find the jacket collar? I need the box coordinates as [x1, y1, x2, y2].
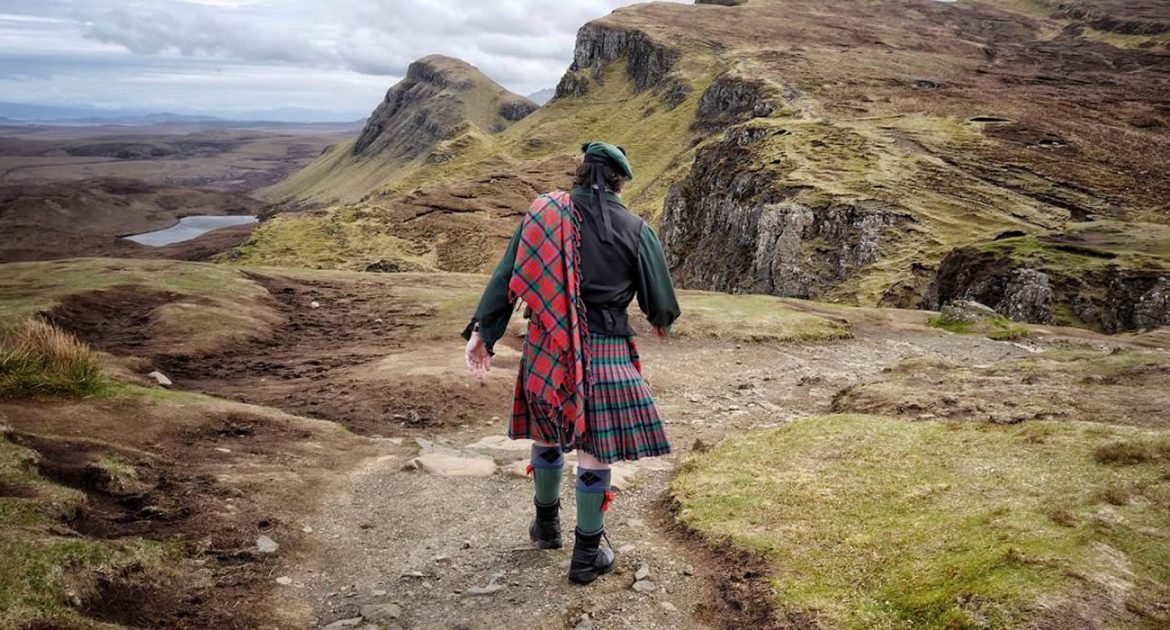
[571, 185, 623, 207]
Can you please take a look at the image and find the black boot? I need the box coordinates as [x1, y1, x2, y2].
[568, 528, 615, 584]
[528, 500, 563, 549]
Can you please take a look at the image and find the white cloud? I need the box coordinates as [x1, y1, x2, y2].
[0, 0, 690, 118]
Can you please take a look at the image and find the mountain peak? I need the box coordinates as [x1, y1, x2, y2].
[264, 54, 538, 204]
[351, 55, 536, 159]
[406, 55, 490, 90]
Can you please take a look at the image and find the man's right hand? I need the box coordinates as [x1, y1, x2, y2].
[465, 331, 492, 380]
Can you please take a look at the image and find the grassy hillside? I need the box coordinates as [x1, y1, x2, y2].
[673, 414, 1170, 628]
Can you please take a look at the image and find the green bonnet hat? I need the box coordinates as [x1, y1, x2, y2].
[582, 141, 634, 181]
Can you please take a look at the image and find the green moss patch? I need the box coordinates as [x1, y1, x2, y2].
[929, 313, 1030, 341]
[672, 415, 1170, 628]
[671, 291, 852, 342]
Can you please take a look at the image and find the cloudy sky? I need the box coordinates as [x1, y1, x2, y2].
[0, 0, 684, 121]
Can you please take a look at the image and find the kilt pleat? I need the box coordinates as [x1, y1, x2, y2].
[509, 334, 671, 463]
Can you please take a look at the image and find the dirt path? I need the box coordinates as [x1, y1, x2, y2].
[266, 327, 1028, 630]
[43, 271, 1106, 628]
[260, 325, 1029, 622]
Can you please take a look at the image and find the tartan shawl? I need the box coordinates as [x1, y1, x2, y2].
[508, 191, 592, 445]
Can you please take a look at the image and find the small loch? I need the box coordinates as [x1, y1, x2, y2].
[124, 215, 258, 247]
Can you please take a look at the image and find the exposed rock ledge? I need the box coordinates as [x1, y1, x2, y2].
[925, 245, 1170, 333]
[694, 74, 778, 130]
[661, 125, 910, 298]
[555, 22, 680, 99]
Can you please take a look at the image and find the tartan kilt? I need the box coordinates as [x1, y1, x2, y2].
[510, 334, 672, 464]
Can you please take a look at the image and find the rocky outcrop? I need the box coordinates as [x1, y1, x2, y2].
[1134, 278, 1170, 329]
[693, 75, 777, 130]
[1000, 269, 1054, 323]
[926, 243, 1170, 332]
[1052, 1, 1170, 36]
[555, 23, 680, 99]
[353, 55, 535, 159]
[498, 100, 538, 122]
[661, 126, 910, 298]
[939, 300, 1000, 323]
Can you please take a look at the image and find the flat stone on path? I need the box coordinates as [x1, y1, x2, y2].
[466, 582, 505, 596]
[632, 579, 657, 593]
[321, 617, 362, 629]
[466, 572, 506, 596]
[467, 435, 532, 452]
[610, 464, 639, 491]
[256, 535, 279, 554]
[359, 603, 401, 622]
[409, 453, 496, 477]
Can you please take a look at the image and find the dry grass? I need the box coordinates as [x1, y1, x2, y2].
[0, 319, 105, 399]
[672, 415, 1170, 629]
[1095, 437, 1170, 466]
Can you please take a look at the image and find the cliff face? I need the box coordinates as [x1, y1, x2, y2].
[925, 225, 1170, 333]
[554, 21, 683, 104]
[660, 125, 910, 297]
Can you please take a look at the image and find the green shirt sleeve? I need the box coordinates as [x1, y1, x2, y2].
[462, 223, 522, 354]
[636, 222, 681, 332]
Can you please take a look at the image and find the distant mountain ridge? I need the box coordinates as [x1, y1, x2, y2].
[525, 89, 556, 105]
[0, 102, 368, 125]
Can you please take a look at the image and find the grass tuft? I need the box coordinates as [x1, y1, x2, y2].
[0, 319, 105, 399]
[96, 455, 140, 495]
[1094, 437, 1170, 466]
[928, 314, 974, 334]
